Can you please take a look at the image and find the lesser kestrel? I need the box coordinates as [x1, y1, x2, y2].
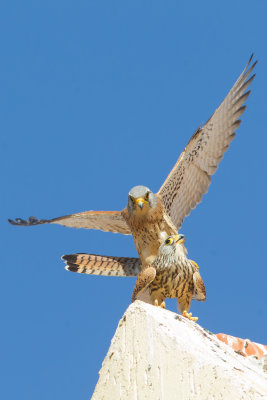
[63, 234, 206, 321]
[9, 56, 257, 268]
[132, 234, 206, 321]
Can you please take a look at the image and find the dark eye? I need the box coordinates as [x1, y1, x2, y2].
[165, 237, 173, 245]
[129, 195, 135, 203]
[144, 192, 149, 201]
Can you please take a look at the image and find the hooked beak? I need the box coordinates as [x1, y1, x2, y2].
[174, 234, 185, 244]
[136, 197, 145, 210]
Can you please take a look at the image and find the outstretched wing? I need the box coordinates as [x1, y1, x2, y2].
[131, 267, 156, 302]
[63, 253, 141, 277]
[8, 210, 131, 235]
[158, 55, 257, 230]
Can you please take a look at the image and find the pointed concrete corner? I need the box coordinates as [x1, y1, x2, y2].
[91, 301, 267, 400]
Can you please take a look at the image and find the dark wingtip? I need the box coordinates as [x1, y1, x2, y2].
[245, 54, 257, 75]
[251, 62, 258, 72]
[8, 216, 45, 226]
[8, 217, 28, 225]
[65, 263, 79, 272]
[248, 53, 258, 66]
[61, 254, 79, 262]
[28, 216, 39, 224]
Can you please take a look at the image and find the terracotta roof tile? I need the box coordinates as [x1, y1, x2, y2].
[216, 333, 267, 359]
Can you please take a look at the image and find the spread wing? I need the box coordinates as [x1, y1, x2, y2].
[63, 253, 141, 277]
[192, 269, 206, 301]
[158, 55, 257, 230]
[8, 210, 131, 235]
[131, 267, 156, 302]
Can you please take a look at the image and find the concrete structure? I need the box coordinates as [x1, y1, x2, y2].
[92, 301, 267, 400]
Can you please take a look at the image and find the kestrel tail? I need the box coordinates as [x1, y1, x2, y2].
[62, 234, 206, 321]
[62, 234, 187, 279]
[9, 56, 257, 268]
[132, 234, 206, 321]
[62, 253, 141, 277]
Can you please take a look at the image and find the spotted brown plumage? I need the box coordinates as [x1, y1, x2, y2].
[121, 187, 178, 265]
[61, 234, 186, 277]
[62, 234, 206, 320]
[132, 234, 206, 321]
[62, 233, 186, 279]
[62, 253, 141, 277]
[9, 56, 257, 270]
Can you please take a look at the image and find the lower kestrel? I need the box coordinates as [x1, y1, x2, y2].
[131, 234, 206, 321]
[9, 56, 256, 269]
[62, 234, 206, 321]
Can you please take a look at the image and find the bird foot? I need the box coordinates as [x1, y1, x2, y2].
[154, 299, 166, 308]
[182, 311, 198, 322]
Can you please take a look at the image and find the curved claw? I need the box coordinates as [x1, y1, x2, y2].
[182, 310, 198, 322]
[153, 299, 166, 309]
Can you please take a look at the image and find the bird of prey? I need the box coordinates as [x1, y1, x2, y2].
[62, 234, 206, 321]
[132, 234, 206, 321]
[9, 56, 257, 267]
[62, 232, 188, 277]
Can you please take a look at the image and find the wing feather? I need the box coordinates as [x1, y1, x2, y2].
[63, 253, 141, 277]
[158, 55, 257, 229]
[131, 267, 156, 302]
[192, 269, 206, 301]
[8, 210, 131, 235]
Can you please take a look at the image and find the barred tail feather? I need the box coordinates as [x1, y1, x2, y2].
[62, 253, 142, 277]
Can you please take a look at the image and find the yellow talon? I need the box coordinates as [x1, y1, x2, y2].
[182, 311, 198, 322]
[160, 301, 166, 309]
[154, 299, 166, 308]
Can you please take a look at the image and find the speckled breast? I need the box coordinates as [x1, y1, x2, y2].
[133, 221, 177, 266]
[149, 258, 194, 301]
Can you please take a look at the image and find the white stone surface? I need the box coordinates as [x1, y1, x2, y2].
[91, 301, 267, 400]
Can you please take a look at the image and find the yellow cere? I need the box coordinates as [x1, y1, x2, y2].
[136, 197, 146, 204]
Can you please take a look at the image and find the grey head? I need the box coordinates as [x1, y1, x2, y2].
[127, 185, 158, 214]
[154, 234, 187, 267]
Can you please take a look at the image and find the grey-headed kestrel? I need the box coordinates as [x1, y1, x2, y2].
[61, 232, 186, 276]
[132, 234, 206, 321]
[63, 234, 206, 321]
[9, 56, 257, 268]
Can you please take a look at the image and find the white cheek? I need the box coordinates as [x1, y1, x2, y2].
[175, 244, 187, 258]
[159, 247, 171, 259]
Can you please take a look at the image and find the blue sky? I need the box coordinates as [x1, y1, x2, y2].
[2, 1, 267, 399]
